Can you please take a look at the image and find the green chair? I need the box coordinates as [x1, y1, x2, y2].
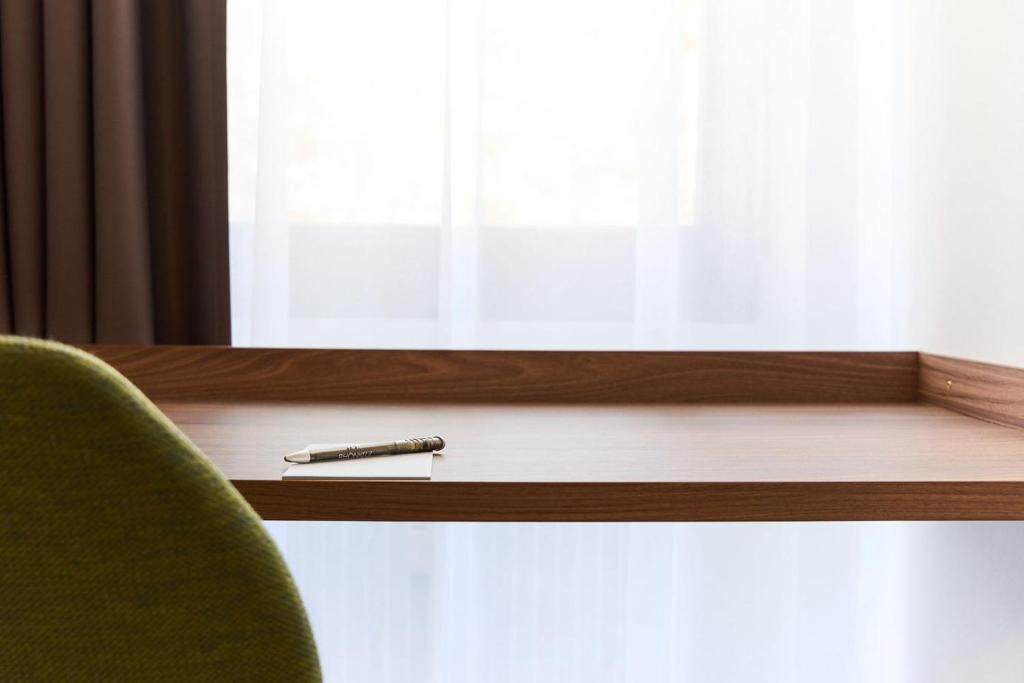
[0, 336, 321, 681]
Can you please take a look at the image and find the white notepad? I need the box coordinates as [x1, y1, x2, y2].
[281, 451, 434, 480]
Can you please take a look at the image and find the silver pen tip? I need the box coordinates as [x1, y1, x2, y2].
[284, 450, 311, 464]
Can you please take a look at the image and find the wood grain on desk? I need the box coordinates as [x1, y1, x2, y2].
[159, 400, 1024, 521]
[81, 345, 1024, 520]
[87, 346, 918, 404]
[920, 353, 1024, 430]
[229, 481, 1024, 522]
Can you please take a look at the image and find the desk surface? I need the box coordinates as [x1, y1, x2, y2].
[160, 399, 1024, 521]
[85, 345, 1024, 521]
[162, 401, 1024, 483]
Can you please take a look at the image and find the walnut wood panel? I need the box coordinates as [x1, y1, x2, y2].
[156, 400, 1024, 520]
[85, 345, 918, 403]
[161, 401, 1024, 483]
[232, 480, 1024, 521]
[920, 353, 1024, 430]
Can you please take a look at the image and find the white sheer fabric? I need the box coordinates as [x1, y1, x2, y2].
[269, 522, 1024, 682]
[266, 521, 1024, 683]
[228, 0, 899, 350]
[229, 4, 1024, 682]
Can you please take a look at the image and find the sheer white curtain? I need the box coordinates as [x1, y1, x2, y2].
[228, 0, 899, 350]
[269, 522, 914, 683]
[229, 3, 916, 681]
[268, 521, 1024, 683]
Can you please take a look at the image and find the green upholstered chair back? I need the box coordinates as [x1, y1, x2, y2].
[0, 337, 321, 681]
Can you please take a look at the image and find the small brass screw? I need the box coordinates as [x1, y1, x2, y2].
[946, 379, 953, 390]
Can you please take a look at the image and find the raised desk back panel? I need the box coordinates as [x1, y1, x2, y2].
[85, 346, 918, 404]
[919, 353, 1024, 430]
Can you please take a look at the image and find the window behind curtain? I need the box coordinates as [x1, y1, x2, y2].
[228, 0, 899, 350]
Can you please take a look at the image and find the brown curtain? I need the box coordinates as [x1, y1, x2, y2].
[0, 0, 230, 344]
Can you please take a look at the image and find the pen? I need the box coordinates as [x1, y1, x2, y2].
[284, 436, 445, 464]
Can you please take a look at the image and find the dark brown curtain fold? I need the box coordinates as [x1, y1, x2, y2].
[0, 0, 230, 344]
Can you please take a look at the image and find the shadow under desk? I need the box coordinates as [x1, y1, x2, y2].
[85, 346, 1024, 521]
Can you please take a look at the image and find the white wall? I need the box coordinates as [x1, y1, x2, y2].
[894, 6, 1024, 679]
[899, 0, 1024, 367]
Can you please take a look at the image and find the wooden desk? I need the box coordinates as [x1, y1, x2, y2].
[87, 346, 1024, 521]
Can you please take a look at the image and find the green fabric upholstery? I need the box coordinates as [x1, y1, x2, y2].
[0, 336, 321, 681]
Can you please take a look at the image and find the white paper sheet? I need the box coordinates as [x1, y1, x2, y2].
[281, 451, 434, 480]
